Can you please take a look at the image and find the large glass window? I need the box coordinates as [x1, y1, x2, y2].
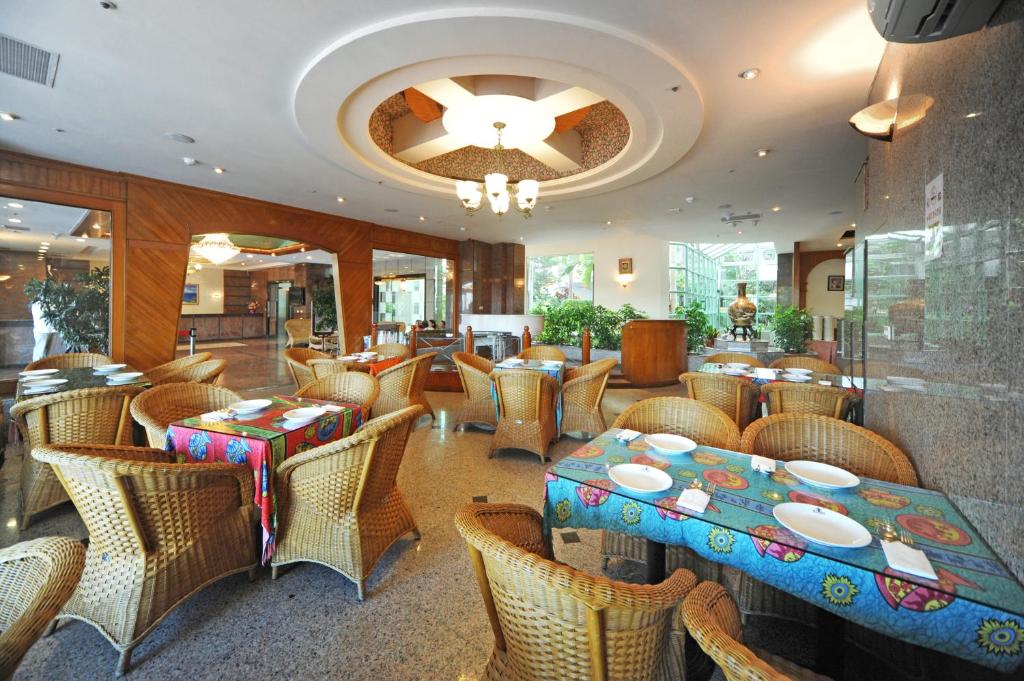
[668, 242, 778, 329]
[372, 250, 453, 331]
[526, 252, 594, 311]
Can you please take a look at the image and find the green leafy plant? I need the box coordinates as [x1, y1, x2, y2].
[769, 305, 814, 354]
[706, 327, 719, 346]
[672, 300, 710, 353]
[24, 266, 110, 353]
[312, 277, 337, 331]
[536, 300, 647, 350]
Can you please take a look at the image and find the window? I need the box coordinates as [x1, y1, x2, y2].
[668, 242, 778, 329]
[527, 253, 594, 311]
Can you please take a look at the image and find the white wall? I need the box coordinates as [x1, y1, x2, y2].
[182, 267, 224, 314]
[805, 259, 845, 318]
[526, 233, 670, 318]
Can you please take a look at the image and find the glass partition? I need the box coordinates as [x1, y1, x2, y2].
[0, 196, 111, 379]
[372, 250, 453, 332]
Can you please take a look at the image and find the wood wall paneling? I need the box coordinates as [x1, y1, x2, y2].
[797, 248, 844, 308]
[0, 150, 126, 201]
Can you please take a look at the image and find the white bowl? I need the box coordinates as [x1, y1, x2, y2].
[772, 503, 871, 548]
[93, 363, 127, 374]
[19, 369, 60, 379]
[106, 371, 144, 383]
[781, 374, 812, 382]
[229, 399, 273, 414]
[644, 433, 698, 455]
[283, 406, 326, 422]
[785, 460, 860, 489]
[786, 368, 814, 375]
[608, 464, 673, 494]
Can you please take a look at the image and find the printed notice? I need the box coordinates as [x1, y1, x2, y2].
[924, 173, 943, 262]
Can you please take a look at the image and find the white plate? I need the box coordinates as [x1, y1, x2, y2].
[725, 362, 749, 370]
[22, 386, 58, 395]
[608, 464, 673, 494]
[781, 374, 812, 382]
[723, 368, 748, 376]
[503, 358, 524, 365]
[772, 502, 871, 548]
[339, 355, 359, 361]
[229, 399, 273, 414]
[541, 360, 563, 366]
[19, 369, 60, 379]
[283, 406, 326, 422]
[645, 433, 698, 455]
[786, 368, 814, 375]
[93, 364, 127, 374]
[785, 461, 860, 489]
[106, 371, 144, 383]
[23, 378, 68, 388]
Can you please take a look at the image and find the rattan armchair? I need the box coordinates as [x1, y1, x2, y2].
[455, 503, 696, 681]
[284, 347, 331, 391]
[145, 352, 212, 384]
[130, 383, 243, 447]
[0, 537, 85, 680]
[371, 352, 437, 421]
[768, 356, 841, 375]
[517, 345, 567, 362]
[271, 406, 422, 599]
[682, 582, 831, 681]
[705, 352, 765, 368]
[11, 385, 144, 530]
[367, 342, 410, 361]
[561, 358, 617, 437]
[24, 353, 111, 371]
[491, 369, 558, 462]
[284, 318, 312, 348]
[33, 444, 256, 676]
[151, 358, 227, 386]
[294, 372, 380, 414]
[452, 351, 497, 430]
[762, 382, 852, 419]
[679, 372, 761, 430]
[308, 358, 348, 380]
[603, 397, 741, 578]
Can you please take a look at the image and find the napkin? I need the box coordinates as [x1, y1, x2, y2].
[200, 411, 231, 422]
[615, 429, 642, 442]
[676, 488, 711, 513]
[750, 455, 776, 474]
[882, 540, 937, 580]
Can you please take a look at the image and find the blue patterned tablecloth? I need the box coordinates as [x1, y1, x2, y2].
[543, 430, 1024, 673]
[491, 359, 565, 429]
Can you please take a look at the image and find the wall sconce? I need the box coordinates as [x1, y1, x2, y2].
[211, 291, 223, 299]
[849, 94, 934, 141]
[616, 273, 634, 288]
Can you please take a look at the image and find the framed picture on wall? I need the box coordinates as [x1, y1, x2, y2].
[827, 275, 845, 292]
[182, 283, 199, 305]
[618, 257, 633, 275]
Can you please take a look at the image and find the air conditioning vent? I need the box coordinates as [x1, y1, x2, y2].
[0, 33, 60, 87]
[3, 224, 30, 232]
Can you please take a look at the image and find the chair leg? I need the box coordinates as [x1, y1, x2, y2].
[271, 565, 279, 580]
[357, 580, 366, 601]
[116, 647, 134, 677]
[247, 567, 257, 582]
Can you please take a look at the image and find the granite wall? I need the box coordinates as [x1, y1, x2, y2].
[856, 1, 1024, 579]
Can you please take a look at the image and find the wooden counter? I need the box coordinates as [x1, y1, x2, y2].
[178, 313, 267, 341]
[620, 319, 688, 387]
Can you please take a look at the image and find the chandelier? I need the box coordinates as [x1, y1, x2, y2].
[454, 122, 539, 218]
[191, 233, 239, 264]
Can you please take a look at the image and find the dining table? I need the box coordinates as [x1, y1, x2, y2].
[165, 395, 364, 563]
[543, 429, 1024, 675]
[491, 358, 565, 428]
[338, 354, 405, 376]
[15, 365, 151, 402]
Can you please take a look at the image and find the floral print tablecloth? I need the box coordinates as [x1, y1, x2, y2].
[543, 430, 1024, 673]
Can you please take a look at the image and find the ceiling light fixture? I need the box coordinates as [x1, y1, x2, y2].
[418, 216, 426, 222]
[8, 217, 21, 224]
[606, 220, 612, 225]
[455, 122, 539, 218]
[336, 196, 345, 203]
[0, 275, 10, 282]
[6, 202, 23, 209]
[837, 243, 843, 247]
[849, 94, 934, 141]
[964, 111, 983, 119]
[191, 233, 239, 264]
[755, 149, 770, 158]
[213, 167, 225, 174]
[40, 241, 49, 246]
[0, 112, 17, 122]
[182, 157, 197, 166]
[771, 205, 781, 212]
[305, 256, 312, 260]
[738, 68, 760, 80]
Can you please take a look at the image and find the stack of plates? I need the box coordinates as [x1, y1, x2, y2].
[22, 378, 68, 396]
[19, 369, 59, 380]
[93, 364, 127, 375]
[106, 371, 144, 385]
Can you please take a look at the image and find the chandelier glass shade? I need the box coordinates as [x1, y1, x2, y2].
[191, 233, 239, 264]
[455, 122, 538, 218]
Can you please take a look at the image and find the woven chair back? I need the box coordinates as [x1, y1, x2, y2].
[25, 353, 111, 372]
[284, 347, 330, 390]
[611, 397, 741, 451]
[368, 342, 410, 361]
[768, 356, 841, 375]
[308, 358, 348, 380]
[130, 383, 242, 447]
[493, 370, 555, 422]
[762, 382, 851, 419]
[295, 372, 380, 413]
[153, 358, 226, 385]
[705, 353, 765, 368]
[452, 352, 495, 401]
[517, 345, 567, 362]
[679, 372, 761, 430]
[373, 353, 437, 417]
[146, 352, 212, 383]
[284, 319, 312, 347]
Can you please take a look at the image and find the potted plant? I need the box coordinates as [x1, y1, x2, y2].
[312, 278, 337, 331]
[671, 300, 709, 355]
[705, 327, 719, 348]
[24, 266, 110, 353]
[769, 306, 814, 354]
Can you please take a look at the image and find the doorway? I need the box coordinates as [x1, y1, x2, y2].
[267, 281, 293, 338]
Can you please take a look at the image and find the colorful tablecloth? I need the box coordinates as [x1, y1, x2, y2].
[343, 356, 404, 376]
[543, 430, 1024, 673]
[15, 366, 150, 402]
[165, 395, 364, 563]
[491, 359, 565, 429]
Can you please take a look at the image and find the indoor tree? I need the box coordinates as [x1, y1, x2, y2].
[24, 266, 110, 353]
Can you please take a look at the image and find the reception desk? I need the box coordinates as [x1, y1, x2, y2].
[178, 313, 267, 342]
[620, 319, 687, 387]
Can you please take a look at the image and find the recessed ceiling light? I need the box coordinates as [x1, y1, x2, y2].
[163, 132, 195, 144]
[182, 157, 197, 166]
[0, 112, 18, 122]
[271, 252, 277, 257]
[258, 259, 264, 263]
[459, 226, 466, 231]
[685, 196, 696, 204]
[737, 230, 743, 235]
[667, 207, 681, 213]
[964, 111, 982, 119]
[738, 68, 760, 80]
[519, 236, 525, 241]
[883, 194, 891, 200]
[40, 241, 49, 246]
[755, 148, 770, 158]
[76, 237, 85, 242]
[213, 167, 225, 174]
[305, 255, 312, 260]
[418, 216, 426, 222]
[6, 202, 23, 209]
[837, 243, 843, 247]
[8, 217, 21, 224]
[771, 205, 781, 212]
[606, 220, 612, 225]
[336, 196, 345, 203]
[850, 222, 856, 227]
[246, 253, 253, 258]
[300, 247, 306, 252]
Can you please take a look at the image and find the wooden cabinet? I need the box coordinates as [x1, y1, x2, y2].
[620, 319, 688, 387]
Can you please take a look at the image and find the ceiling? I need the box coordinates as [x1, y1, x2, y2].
[0, 196, 110, 259]
[0, 1, 886, 253]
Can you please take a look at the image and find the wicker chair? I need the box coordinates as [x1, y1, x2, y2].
[367, 342, 411, 361]
[682, 582, 831, 681]
[294, 372, 380, 414]
[762, 383, 852, 419]
[561, 358, 617, 437]
[33, 444, 257, 676]
[491, 370, 559, 462]
[0, 537, 85, 680]
[308, 358, 348, 380]
[284, 318, 312, 348]
[679, 372, 761, 430]
[768, 356, 841, 375]
[284, 347, 330, 391]
[271, 406, 422, 599]
[455, 503, 696, 681]
[517, 345, 567, 362]
[452, 352, 497, 430]
[24, 353, 111, 371]
[151, 358, 227, 386]
[145, 352, 212, 384]
[603, 397, 741, 578]
[129, 383, 243, 447]
[705, 352, 765, 368]
[371, 352, 437, 421]
[11, 385, 144, 530]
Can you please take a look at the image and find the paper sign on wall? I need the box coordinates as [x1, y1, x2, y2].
[924, 173, 943, 261]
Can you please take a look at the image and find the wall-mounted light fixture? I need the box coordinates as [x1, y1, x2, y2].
[849, 94, 934, 141]
[615, 273, 634, 288]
